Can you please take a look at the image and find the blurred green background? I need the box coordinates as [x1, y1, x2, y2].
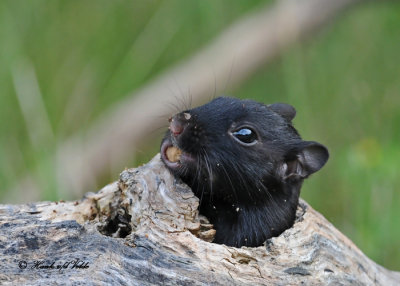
[0, 0, 399, 270]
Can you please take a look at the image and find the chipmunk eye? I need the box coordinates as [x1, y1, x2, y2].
[232, 128, 258, 145]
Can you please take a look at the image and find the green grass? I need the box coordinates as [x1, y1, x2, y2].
[0, 0, 399, 270]
[0, 0, 268, 199]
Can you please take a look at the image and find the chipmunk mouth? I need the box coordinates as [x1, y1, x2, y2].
[161, 139, 195, 170]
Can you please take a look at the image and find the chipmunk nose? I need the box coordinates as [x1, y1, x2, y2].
[169, 118, 184, 136]
[169, 112, 191, 136]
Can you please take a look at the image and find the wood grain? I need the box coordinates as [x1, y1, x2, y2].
[1, 155, 399, 285]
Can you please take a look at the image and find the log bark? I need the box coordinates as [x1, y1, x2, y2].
[1, 155, 399, 285]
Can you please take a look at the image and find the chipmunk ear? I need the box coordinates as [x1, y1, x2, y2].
[282, 141, 329, 180]
[268, 103, 296, 121]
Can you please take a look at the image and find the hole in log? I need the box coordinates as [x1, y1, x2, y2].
[97, 207, 132, 238]
[194, 201, 308, 247]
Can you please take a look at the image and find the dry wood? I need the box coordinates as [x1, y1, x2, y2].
[1, 155, 399, 285]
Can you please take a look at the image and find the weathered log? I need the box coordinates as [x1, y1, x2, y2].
[1, 155, 399, 285]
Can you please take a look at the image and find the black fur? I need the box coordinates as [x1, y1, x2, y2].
[160, 97, 328, 247]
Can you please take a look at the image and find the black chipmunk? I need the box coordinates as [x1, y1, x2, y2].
[161, 97, 329, 247]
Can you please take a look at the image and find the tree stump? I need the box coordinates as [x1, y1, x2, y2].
[1, 155, 399, 285]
